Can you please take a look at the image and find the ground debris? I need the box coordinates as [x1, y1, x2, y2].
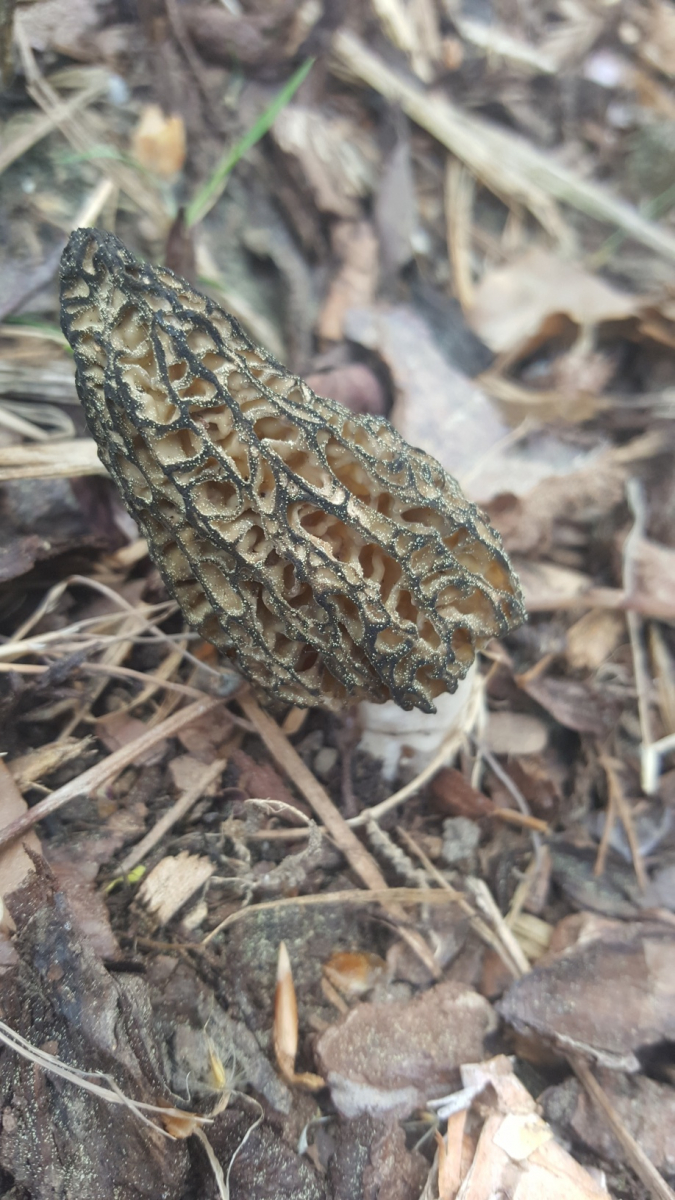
[0, 860, 190, 1199]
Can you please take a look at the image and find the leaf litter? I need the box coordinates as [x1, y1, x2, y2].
[2, 2, 675, 1198]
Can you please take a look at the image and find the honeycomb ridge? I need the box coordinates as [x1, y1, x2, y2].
[60, 228, 525, 712]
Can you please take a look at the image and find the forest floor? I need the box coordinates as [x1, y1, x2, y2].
[1, 2, 675, 1198]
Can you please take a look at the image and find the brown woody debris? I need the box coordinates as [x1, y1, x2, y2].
[60, 228, 524, 713]
[314, 979, 497, 1118]
[499, 917, 675, 1070]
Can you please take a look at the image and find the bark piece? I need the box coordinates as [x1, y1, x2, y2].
[499, 918, 675, 1070]
[0, 860, 189, 1199]
[315, 980, 497, 1118]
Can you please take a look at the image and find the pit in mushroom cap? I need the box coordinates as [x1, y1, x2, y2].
[59, 227, 525, 713]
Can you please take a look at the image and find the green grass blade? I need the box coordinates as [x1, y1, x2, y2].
[186, 57, 315, 229]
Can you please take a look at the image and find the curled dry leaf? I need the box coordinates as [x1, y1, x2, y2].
[60, 229, 525, 714]
[468, 249, 640, 355]
[131, 105, 186, 180]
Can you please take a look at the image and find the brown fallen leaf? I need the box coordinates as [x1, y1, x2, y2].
[0, 761, 42, 960]
[468, 249, 640, 355]
[485, 450, 628, 559]
[96, 711, 170, 767]
[8, 736, 94, 791]
[627, 537, 675, 620]
[131, 105, 186, 179]
[318, 221, 379, 341]
[431, 1058, 609, 1200]
[429, 768, 495, 819]
[516, 672, 622, 736]
[566, 609, 626, 671]
[343, 304, 509, 481]
[273, 106, 379, 218]
[485, 711, 549, 757]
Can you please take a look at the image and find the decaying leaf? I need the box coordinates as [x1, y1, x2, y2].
[131, 105, 186, 180]
[468, 249, 640, 355]
[0, 860, 190, 1197]
[273, 106, 379, 218]
[542, 1068, 675, 1178]
[60, 228, 525, 714]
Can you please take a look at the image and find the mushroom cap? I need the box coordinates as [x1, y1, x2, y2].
[60, 227, 525, 713]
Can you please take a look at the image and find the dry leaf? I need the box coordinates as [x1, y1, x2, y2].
[16, 0, 102, 56]
[8, 736, 93, 791]
[516, 673, 622, 736]
[96, 711, 169, 766]
[566, 609, 626, 671]
[469, 249, 639, 354]
[131, 105, 186, 179]
[638, 1, 675, 78]
[485, 449, 628, 559]
[318, 222, 379, 341]
[323, 950, 386, 998]
[343, 304, 510, 482]
[444, 1059, 610, 1200]
[0, 762, 42, 940]
[499, 919, 675, 1070]
[542, 1069, 675, 1178]
[273, 106, 379, 218]
[485, 712, 548, 756]
[628, 537, 675, 620]
[430, 768, 494, 819]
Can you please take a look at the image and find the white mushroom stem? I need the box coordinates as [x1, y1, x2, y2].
[358, 661, 481, 782]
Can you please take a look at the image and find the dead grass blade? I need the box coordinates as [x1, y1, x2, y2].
[0, 75, 107, 177]
[14, 18, 167, 228]
[0, 438, 104, 481]
[331, 30, 675, 261]
[0, 697, 224, 851]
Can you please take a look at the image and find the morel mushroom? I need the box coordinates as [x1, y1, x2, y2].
[60, 228, 525, 713]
